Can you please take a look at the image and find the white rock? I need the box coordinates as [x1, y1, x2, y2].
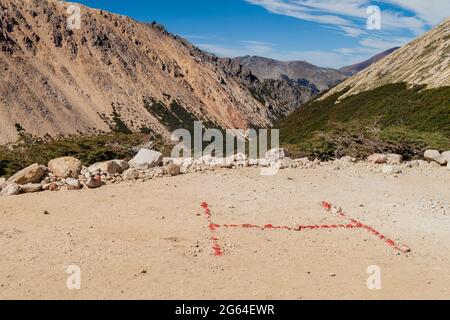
[123, 168, 139, 181]
[129, 149, 163, 169]
[367, 154, 387, 164]
[265, 148, 286, 161]
[382, 165, 402, 175]
[294, 157, 310, 167]
[0, 177, 6, 191]
[0, 183, 21, 196]
[21, 183, 43, 193]
[164, 163, 181, 176]
[162, 157, 174, 166]
[424, 150, 447, 165]
[441, 151, 450, 164]
[66, 178, 81, 190]
[48, 157, 82, 178]
[280, 157, 295, 169]
[7, 163, 46, 185]
[386, 154, 403, 165]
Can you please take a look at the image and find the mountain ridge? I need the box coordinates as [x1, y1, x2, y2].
[0, 0, 271, 144]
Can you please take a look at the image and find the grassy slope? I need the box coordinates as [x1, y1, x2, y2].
[277, 83, 450, 160]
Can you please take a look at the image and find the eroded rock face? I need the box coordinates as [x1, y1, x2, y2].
[7, 163, 46, 185]
[0, 0, 271, 145]
[48, 157, 82, 178]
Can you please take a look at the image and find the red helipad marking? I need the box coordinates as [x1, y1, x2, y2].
[200, 201, 410, 257]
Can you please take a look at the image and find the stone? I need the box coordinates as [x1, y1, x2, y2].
[129, 149, 163, 169]
[386, 154, 403, 165]
[114, 160, 129, 172]
[0, 183, 21, 196]
[48, 157, 82, 178]
[294, 158, 311, 167]
[280, 157, 295, 169]
[382, 165, 402, 175]
[340, 156, 354, 163]
[367, 154, 388, 164]
[66, 178, 81, 190]
[7, 163, 46, 185]
[123, 168, 139, 181]
[265, 148, 287, 161]
[86, 177, 105, 189]
[442, 151, 450, 164]
[88, 160, 125, 175]
[21, 183, 43, 193]
[424, 150, 447, 165]
[164, 163, 181, 176]
[0, 177, 6, 191]
[162, 157, 174, 166]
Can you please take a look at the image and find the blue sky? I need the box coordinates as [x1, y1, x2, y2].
[75, 0, 449, 68]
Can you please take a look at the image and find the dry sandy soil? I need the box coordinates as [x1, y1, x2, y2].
[0, 163, 449, 300]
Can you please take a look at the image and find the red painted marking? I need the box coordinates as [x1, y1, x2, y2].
[199, 201, 410, 256]
[200, 202, 223, 257]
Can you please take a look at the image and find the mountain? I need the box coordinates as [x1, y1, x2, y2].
[0, 0, 271, 144]
[216, 57, 320, 120]
[277, 18, 450, 160]
[339, 47, 399, 76]
[323, 19, 450, 102]
[234, 55, 346, 91]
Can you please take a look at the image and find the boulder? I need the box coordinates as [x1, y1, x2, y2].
[129, 149, 163, 169]
[164, 163, 181, 176]
[0, 183, 21, 196]
[48, 157, 82, 178]
[0, 177, 6, 191]
[21, 183, 43, 193]
[66, 178, 81, 190]
[88, 160, 125, 175]
[86, 177, 105, 189]
[382, 165, 402, 175]
[7, 163, 46, 185]
[424, 150, 447, 165]
[386, 154, 403, 165]
[123, 168, 139, 181]
[294, 158, 310, 167]
[162, 157, 174, 166]
[367, 154, 388, 164]
[442, 151, 450, 164]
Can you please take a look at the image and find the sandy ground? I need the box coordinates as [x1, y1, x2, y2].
[0, 163, 449, 300]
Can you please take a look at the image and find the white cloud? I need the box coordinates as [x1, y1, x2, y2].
[382, 0, 450, 25]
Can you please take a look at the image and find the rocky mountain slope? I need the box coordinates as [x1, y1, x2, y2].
[339, 47, 399, 76]
[323, 18, 450, 101]
[234, 55, 346, 91]
[0, 0, 271, 144]
[277, 18, 450, 159]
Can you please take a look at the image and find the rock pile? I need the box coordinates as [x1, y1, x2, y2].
[0, 148, 449, 197]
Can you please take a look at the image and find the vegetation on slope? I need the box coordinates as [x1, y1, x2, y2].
[0, 131, 167, 178]
[277, 83, 450, 160]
